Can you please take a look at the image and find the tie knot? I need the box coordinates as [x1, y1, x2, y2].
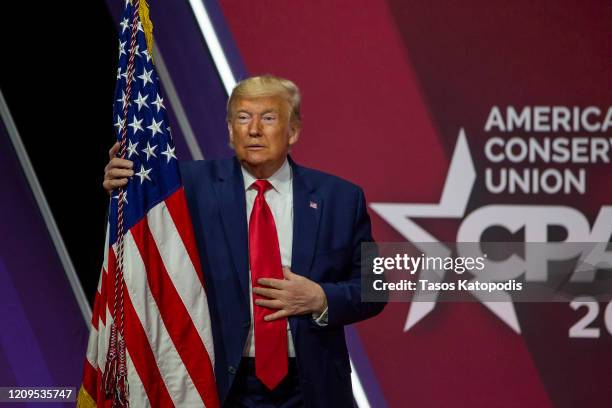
[252, 179, 273, 195]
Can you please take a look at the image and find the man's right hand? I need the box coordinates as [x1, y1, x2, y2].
[103, 142, 134, 195]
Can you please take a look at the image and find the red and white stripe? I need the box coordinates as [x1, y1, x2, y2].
[82, 188, 219, 407]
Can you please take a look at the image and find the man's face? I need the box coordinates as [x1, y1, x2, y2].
[228, 95, 299, 176]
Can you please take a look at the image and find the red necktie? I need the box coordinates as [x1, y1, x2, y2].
[249, 179, 288, 390]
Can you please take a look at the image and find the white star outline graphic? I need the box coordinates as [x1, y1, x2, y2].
[369, 129, 521, 334]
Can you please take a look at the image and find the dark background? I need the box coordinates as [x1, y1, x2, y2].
[0, 2, 118, 304]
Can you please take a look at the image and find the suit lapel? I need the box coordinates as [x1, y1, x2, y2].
[289, 158, 322, 337]
[213, 158, 250, 301]
[290, 158, 322, 280]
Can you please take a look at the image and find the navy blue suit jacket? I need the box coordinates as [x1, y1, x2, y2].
[180, 156, 384, 407]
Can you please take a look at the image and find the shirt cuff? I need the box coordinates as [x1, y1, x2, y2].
[312, 306, 329, 326]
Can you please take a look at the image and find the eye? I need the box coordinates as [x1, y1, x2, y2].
[262, 114, 277, 123]
[236, 113, 250, 124]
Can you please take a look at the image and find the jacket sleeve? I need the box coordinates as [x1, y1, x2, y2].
[317, 187, 387, 327]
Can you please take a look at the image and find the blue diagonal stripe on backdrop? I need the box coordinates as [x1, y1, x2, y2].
[0, 257, 54, 389]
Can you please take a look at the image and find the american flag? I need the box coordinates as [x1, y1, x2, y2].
[78, 1, 218, 407]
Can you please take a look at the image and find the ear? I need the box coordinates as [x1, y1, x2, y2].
[288, 125, 300, 147]
[227, 122, 235, 149]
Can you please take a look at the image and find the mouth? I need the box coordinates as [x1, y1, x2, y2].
[245, 145, 265, 150]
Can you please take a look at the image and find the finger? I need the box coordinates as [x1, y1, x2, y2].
[264, 309, 290, 321]
[282, 267, 295, 279]
[104, 158, 134, 175]
[109, 142, 120, 160]
[103, 178, 129, 191]
[105, 168, 134, 180]
[257, 277, 286, 289]
[255, 299, 284, 310]
[109, 157, 134, 170]
[252, 286, 282, 299]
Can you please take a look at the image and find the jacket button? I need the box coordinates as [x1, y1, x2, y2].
[228, 366, 236, 375]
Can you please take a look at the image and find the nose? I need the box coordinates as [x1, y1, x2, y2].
[248, 116, 262, 137]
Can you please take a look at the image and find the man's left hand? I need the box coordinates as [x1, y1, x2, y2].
[253, 267, 327, 321]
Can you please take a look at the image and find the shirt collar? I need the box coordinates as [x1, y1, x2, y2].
[241, 159, 292, 195]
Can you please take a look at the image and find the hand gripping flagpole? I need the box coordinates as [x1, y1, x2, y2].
[102, 1, 143, 406]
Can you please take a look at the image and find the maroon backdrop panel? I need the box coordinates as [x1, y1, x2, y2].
[219, 1, 612, 406]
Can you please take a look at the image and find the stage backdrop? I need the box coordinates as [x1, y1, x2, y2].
[0, 1, 609, 407]
[167, 1, 612, 406]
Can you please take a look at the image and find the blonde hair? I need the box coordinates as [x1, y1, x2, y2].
[227, 75, 301, 127]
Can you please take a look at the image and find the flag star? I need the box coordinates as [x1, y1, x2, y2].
[137, 21, 144, 32]
[135, 165, 152, 184]
[128, 115, 144, 134]
[161, 145, 177, 163]
[114, 115, 125, 132]
[113, 192, 128, 204]
[133, 44, 140, 57]
[151, 94, 166, 112]
[120, 18, 129, 33]
[146, 118, 164, 137]
[151, 93, 165, 112]
[133, 92, 149, 111]
[116, 67, 122, 80]
[118, 40, 126, 57]
[141, 49, 151, 62]
[116, 90, 129, 109]
[142, 141, 158, 161]
[127, 139, 139, 158]
[138, 68, 153, 87]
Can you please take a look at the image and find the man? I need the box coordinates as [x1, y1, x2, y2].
[103, 75, 385, 407]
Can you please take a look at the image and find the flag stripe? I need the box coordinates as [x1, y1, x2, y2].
[98, 268, 108, 327]
[130, 217, 217, 406]
[148, 195, 216, 366]
[123, 293, 177, 407]
[82, 360, 98, 403]
[85, 326, 100, 370]
[91, 290, 101, 330]
[123, 231, 203, 406]
[125, 349, 151, 407]
[97, 305, 111, 374]
[95, 368, 103, 406]
[163, 187, 205, 286]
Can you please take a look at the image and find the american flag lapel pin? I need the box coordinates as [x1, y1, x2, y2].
[309, 201, 318, 209]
